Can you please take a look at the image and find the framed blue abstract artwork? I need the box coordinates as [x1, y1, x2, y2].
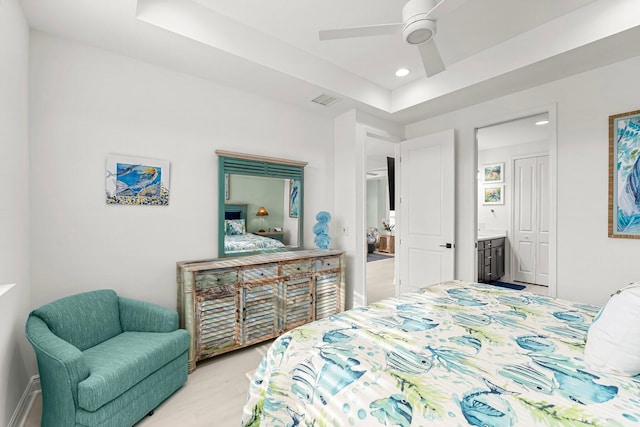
[289, 179, 300, 218]
[609, 109, 640, 238]
[105, 154, 170, 206]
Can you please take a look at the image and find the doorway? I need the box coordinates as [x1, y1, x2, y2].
[362, 128, 456, 303]
[365, 137, 397, 304]
[476, 112, 554, 295]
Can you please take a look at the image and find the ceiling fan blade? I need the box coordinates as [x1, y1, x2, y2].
[418, 40, 445, 77]
[319, 23, 403, 41]
[426, 0, 472, 19]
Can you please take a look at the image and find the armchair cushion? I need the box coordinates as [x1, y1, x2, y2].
[79, 330, 189, 411]
[32, 289, 122, 351]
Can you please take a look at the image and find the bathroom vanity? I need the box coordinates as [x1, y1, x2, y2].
[477, 232, 505, 283]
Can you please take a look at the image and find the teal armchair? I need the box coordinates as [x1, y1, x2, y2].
[26, 289, 190, 427]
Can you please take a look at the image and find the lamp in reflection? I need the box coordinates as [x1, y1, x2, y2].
[256, 207, 269, 232]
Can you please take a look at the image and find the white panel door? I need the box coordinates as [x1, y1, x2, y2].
[399, 129, 455, 294]
[536, 156, 550, 285]
[513, 155, 549, 285]
[513, 157, 536, 283]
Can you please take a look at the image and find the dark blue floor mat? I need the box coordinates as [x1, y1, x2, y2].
[490, 281, 526, 290]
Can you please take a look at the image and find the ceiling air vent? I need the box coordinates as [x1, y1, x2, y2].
[311, 93, 340, 107]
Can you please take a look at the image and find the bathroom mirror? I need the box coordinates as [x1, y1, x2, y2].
[216, 150, 306, 257]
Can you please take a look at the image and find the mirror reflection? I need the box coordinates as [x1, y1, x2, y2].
[222, 175, 300, 255]
[217, 150, 305, 257]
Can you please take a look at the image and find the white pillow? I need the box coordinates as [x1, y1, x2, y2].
[584, 282, 640, 376]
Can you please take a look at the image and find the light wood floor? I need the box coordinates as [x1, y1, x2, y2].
[366, 255, 395, 304]
[522, 283, 549, 295]
[24, 341, 271, 427]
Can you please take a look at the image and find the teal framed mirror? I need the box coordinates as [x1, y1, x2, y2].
[216, 150, 306, 257]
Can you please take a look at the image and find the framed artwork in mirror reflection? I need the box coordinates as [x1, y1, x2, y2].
[289, 179, 300, 218]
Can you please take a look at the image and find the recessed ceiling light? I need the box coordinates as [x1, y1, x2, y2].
[395, 68, 410, 77]
[535, 120, 550, 126]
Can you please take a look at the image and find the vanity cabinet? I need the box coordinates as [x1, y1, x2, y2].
[177, 249, 345, 372]
[477, 237, 505, 283]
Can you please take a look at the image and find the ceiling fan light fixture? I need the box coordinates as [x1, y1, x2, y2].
[403, 18, 436, 45]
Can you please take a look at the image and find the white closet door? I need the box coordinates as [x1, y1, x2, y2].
[513, 155, 549, 285]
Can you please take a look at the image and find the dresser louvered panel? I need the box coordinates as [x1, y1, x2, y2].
[177, 249, 345, 372]
[194, 268, 240, 362]
[314, 256, 341, 320]
[282, 276, 313, 330]
[242, 282, 279, 344]
[315, 273, 340, 320]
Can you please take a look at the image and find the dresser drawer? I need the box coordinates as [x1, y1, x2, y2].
[195, 269, 238, 289]
[282, 260, 313, 276]
[243, 264, 278, 281]
[315, 257, 340, 271]
[198, 284, 236, 299]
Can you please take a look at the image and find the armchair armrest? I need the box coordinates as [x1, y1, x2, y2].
[26, 315, 89, 425]
[118, 296, 178, 332]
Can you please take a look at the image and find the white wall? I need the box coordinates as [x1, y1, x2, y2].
[333, 110, 359, 308]
[28, 32, 335, 315]
[0, 0, 32, 424]
[407, 55, 640, 305]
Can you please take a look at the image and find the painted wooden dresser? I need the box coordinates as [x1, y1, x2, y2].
[177, 249, 345, 372]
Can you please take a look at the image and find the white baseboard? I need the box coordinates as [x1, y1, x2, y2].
[8, 375, 40, 427]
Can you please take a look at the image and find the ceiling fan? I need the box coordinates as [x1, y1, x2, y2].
[319, 0, 470, 77]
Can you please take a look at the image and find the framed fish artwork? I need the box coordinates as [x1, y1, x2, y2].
[609, 109, 640, 238]
[105, 154, 170, 206]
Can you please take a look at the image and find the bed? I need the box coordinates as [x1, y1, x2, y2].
[242, 280, 640, 426]
[225, 232, 285, 253]
[224, 204, 285, 253]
